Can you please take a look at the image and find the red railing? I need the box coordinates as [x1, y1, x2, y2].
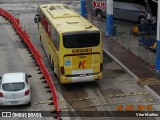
[0, 8, 60, 119]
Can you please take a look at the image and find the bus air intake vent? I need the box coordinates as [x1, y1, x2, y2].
[85, 25, 93, 29]
[63, 13, 70, 15]
[42, 6, 47, 8]
[47, 5, 80, 18]
[66, 21, 79, 24]
[63, 5, 71, 9]
[49, 6, 56, 10]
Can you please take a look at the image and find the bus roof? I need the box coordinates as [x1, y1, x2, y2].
[39, 4, 99, 33]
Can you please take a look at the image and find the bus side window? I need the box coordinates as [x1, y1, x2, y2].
[56, 34, 60, 51]
[41, 14, 48, 32]
[47, 22, 51, 38]
[40, 11, 44, 24]
[51, 27, 59, 51]
[39, 12, 51, 38]
[44, 19, 48, 32]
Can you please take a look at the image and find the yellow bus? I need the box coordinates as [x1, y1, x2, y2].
[34, 4, 103, 84]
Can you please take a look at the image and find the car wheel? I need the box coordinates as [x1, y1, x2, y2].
[96, 10, 103, 18]
[27, 101, 31, 106]
[138, 16, 146, 24]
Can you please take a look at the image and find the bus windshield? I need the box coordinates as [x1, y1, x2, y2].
[63, 31, 100, 48]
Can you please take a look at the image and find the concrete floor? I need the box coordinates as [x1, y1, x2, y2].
[0, 1, 160, 120]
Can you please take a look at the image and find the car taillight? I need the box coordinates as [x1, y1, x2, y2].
[60, 66, 65, 75]
[0, 92, 3, 97]
[25, 89, 30, 96]
[100, 63, 103, 72]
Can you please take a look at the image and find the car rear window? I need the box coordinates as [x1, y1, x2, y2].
[2, 82, 25, 91]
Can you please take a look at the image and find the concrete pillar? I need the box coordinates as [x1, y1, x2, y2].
[106, 0, 113, 36]
[81, 0, 86, 17]
[156, 0, 160, 71]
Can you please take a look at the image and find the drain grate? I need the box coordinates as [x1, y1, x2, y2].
[137, 77, 160, 86]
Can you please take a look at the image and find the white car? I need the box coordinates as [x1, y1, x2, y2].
[0, 72, 31, 106]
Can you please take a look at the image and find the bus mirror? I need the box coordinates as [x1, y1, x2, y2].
[34, 18, 37, 23]
[34, 14, 39, 23]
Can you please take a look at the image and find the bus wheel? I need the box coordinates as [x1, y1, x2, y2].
[96, 10, 103, 18]
[49, 55, 53, 70]
[51, 60, 54, 70]
[51, 60, 57, 77]
[39, 35, 43, 47]
[39, 35, 42, 43]
[138, 16, 145, 24]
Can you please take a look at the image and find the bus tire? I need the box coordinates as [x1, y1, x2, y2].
[39, 35, 42, 43]
[51, 60, 57, 77]
[96, 9, 103, 18]
[49, 55, 54, 70]
[51, 59, 54, 70]
[39, 35, 43, 47]
[138, 16, 145, 24]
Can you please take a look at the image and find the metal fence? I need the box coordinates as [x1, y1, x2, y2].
[85, 11, 156, 66]
[138, 45, 149, 63]
[115, 31, 130, 50]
